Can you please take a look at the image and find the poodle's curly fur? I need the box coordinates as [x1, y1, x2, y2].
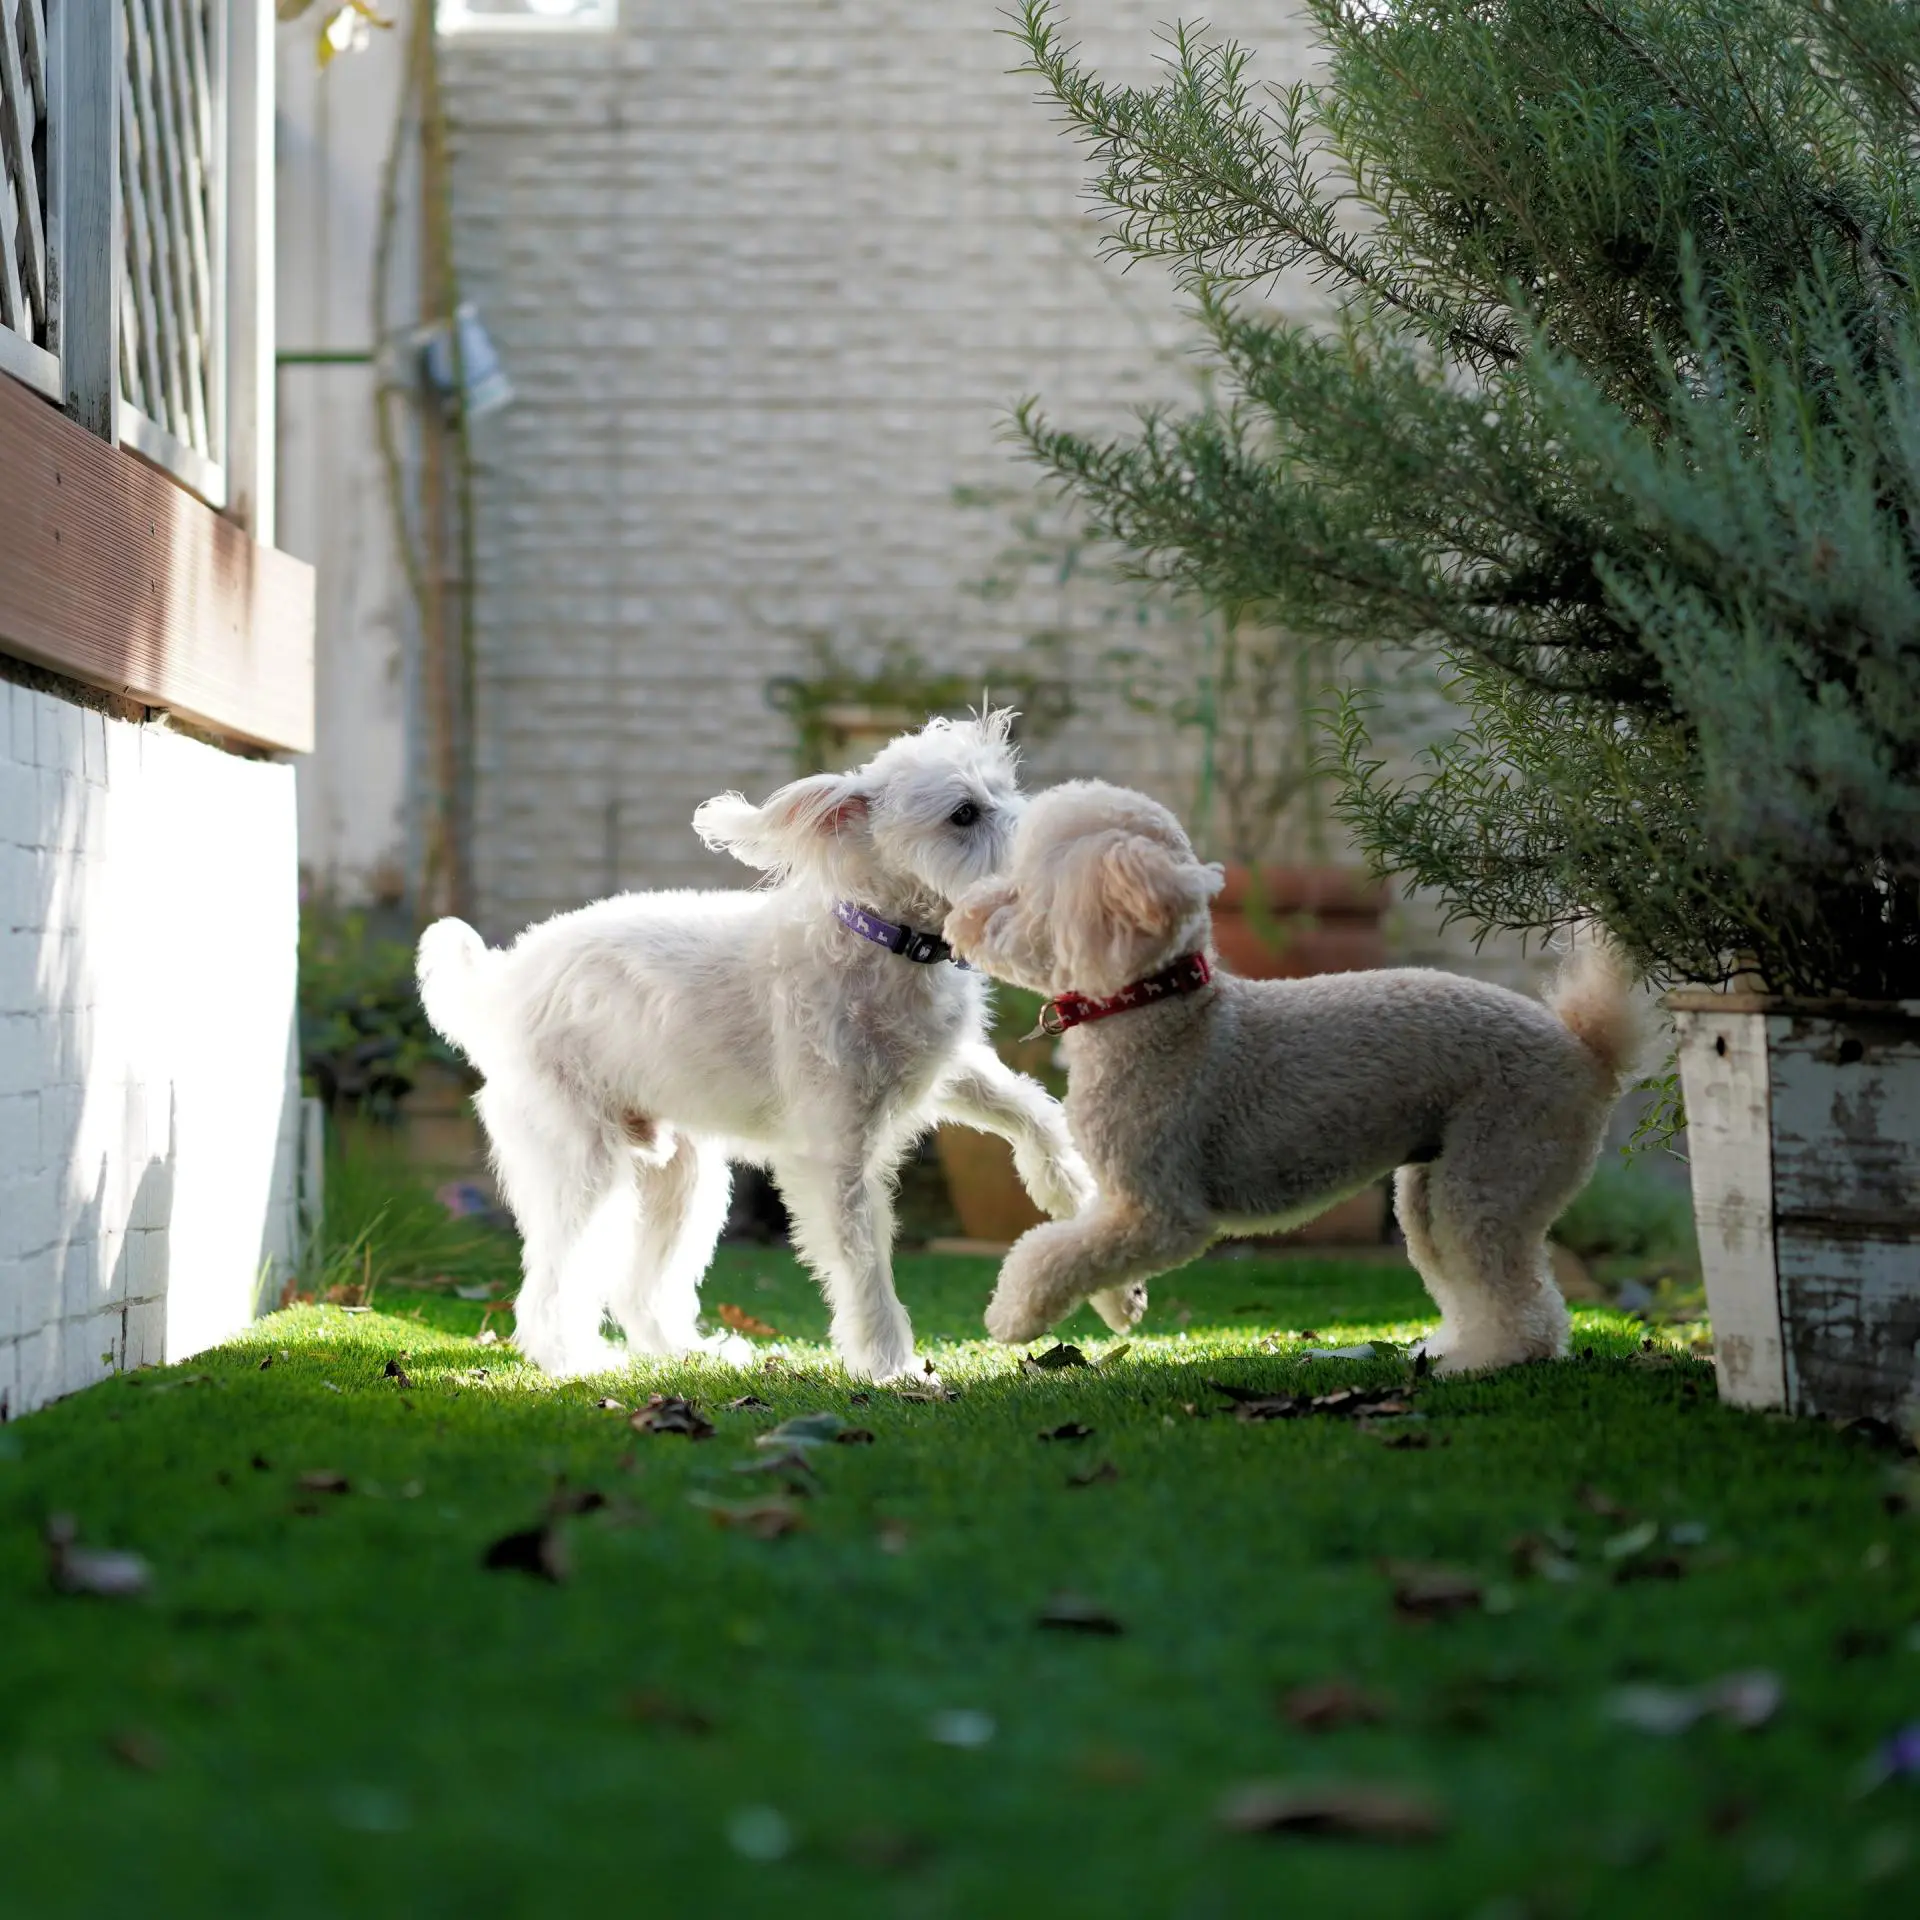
[416, 716, 1094, 1383]
[945, 781, 1640, 1374]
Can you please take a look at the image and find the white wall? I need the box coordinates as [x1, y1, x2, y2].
[436, 1, 1325, 935]
[277, 20, 417, 904]
[0, 674, 304, 1419]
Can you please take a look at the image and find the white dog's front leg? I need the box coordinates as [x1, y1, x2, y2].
[934, 1044, 1097, 1220]
[774, 1151, 919, 1383]
[985, 1198, 1207, 1345]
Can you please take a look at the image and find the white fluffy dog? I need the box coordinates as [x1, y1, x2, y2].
[416, 714, 1095, 1383]
[944, 781, 1639, 1374]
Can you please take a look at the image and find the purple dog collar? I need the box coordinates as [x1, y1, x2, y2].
[835, 900, 970, 968]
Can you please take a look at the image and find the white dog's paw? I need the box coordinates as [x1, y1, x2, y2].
[694, 1330, 759, 1367]
[543, 1335, 628, 1380]
[1020, 1146, 1098, 1220]
[1088, 1282, 1148, 1334]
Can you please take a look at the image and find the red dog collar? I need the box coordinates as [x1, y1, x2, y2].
[1030, 952, 1214, 1037]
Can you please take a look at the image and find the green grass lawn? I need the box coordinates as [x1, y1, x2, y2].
[2, 1247, 1915, 1918]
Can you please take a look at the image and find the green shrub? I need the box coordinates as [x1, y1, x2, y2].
[1012, 0, 1920, 997]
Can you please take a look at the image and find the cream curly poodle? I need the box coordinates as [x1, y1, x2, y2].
[944, 781, 1639, 1374]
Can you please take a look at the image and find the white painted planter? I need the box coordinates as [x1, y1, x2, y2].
[1669, 992, 1920, 1424]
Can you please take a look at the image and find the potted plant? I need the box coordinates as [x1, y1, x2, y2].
[765, 636, 1069, 772]
[1008, 0, 1920, 1415]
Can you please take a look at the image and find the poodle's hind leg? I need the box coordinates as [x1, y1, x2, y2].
[1395, 1164, 1470, 1366]
[479, 1086, 624, 1379]
[607, 1134, 738, 1361]
[1417, 1112, 1596, 1375]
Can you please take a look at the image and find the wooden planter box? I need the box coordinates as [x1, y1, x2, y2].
[1669, 992, 1920, 1424]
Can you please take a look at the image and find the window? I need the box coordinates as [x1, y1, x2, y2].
[438, 0, 618, 34]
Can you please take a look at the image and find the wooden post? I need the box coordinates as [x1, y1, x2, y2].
[224, 0, 273, 542]
[59, 0, 120, 439]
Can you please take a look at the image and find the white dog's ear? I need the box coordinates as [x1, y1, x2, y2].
[1057, 834, 1216, 993]
[694, 774, 869, 874]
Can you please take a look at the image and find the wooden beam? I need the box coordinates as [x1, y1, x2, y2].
[0, 374, 313, 752]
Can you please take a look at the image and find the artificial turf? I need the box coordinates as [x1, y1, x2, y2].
[1, 1247, 1915, 1918]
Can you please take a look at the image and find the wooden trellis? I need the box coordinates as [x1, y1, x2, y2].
[117, 0, 227, 504]
[0, 1, 261, 512]
[0, 0, 55, 399]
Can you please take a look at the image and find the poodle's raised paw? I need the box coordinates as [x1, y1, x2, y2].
[984, 1287, 1053, 1347]
[1089, 1281, 1148, 1333]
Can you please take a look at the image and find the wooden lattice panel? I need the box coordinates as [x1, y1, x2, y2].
[0, 0, 50, 357]
[119, 0, 224, 468]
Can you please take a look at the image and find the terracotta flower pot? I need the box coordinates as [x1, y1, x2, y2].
[1210, 866, 1389, 980]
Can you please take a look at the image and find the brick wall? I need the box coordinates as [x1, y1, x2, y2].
[438, 1, 1330, 936]
[0, 672, 305, 1418]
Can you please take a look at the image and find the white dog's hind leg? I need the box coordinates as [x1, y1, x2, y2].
[482, 1088, 624, 1378]
[934, 1044, 1097, 1220]
[609, 1134, 740, 1359]
[775, 1151, 918, 1383]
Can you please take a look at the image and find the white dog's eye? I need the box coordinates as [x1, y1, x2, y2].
[949, 801, 981, 827]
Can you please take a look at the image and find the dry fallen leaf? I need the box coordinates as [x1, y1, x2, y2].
[757, 1413, 844, 1449]
[835, 1428, 877, 1447]
[1036, 1591, 1124, 1635]
[474, 1328, 501, 1347]
[1576, 1482, 1634, 1520]
[843, 1825, 931, 1873]
[106, 1728, 167, 1772]
[722, 1395, 772, 1413]
[1218, 1779, 1444, 1843]
[691, 1494, 806, 1539]
[624, 1687, 714, 1735]
[718, 1303, 782, 1339]
[595, 1397, 626, 1412]
[1384, 1561, 1483, 1620]
[482, 1522, 569, 1583]
[1038, 1422, 1095, 1443]
[1606, 1670, 1782, 1737]
[1066, 1459, 1120, 1489]
[732, 1450, 817, 1493]
[1024, 1343, 1089, 1371]
[382, 1360, 412, 1389]
[876, 1519, 910, 1554]
[631, 1395, 715, 1440]
[1281, 1680, 1392, 1731]
[297, 1470, 352, 1495]
[45, 1517, 151, 1599]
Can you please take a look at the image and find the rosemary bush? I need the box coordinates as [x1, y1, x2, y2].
[1014, 0, 1920, 995]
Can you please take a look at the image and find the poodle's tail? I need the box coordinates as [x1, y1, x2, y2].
[416, 918, 500, 1065]
[1544, 931, 1642, 1087]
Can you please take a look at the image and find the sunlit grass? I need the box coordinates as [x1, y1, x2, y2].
[2, 1248, 1913, 1917]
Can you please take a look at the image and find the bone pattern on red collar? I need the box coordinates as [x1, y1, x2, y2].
[1031, 952, 1214, 1036]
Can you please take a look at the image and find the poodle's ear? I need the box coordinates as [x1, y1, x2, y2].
[1056, 834, 1216, 993]
[694, 773, 869, 874]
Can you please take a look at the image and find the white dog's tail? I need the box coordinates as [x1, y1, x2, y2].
[417, 918, 500, 1064]
[1543, 933, 1641, 1086]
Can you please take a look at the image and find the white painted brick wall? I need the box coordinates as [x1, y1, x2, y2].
[282, 4, 1541, 990]
[433, 2, 1328, 934]
[0, 674, 304, 1418]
